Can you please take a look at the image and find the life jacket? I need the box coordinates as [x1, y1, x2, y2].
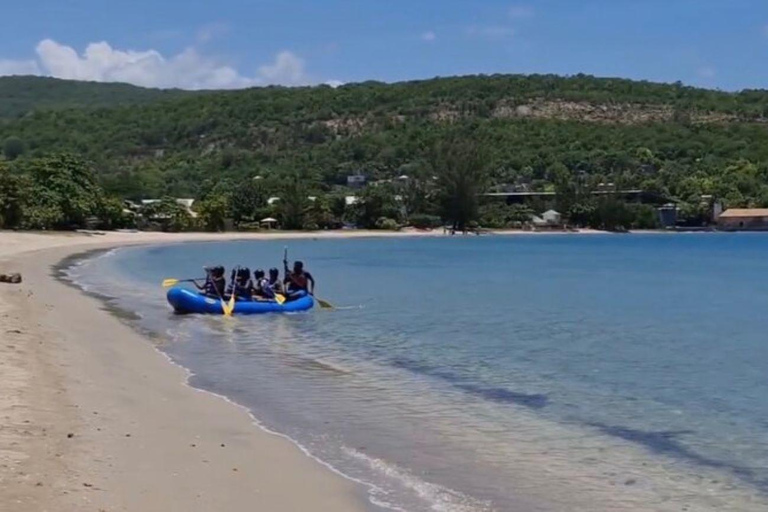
[254, 277, 274, 297]
[289, 272, 309, 291]
[204, 276, 225, 297]
[228, 279, 251, 297]
[268, 277, 283, 292]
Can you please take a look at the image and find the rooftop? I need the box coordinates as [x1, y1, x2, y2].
[719, 208, 768, 218]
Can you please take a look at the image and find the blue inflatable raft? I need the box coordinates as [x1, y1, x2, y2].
[167, 287, 314, 315]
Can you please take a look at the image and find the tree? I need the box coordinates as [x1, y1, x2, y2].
[568, 201, 596, 227]
[229, 178, 269, 226]
[630, 204, 660, 229]
[140, 197, 193, 232]
[307, 196, 337, 229]
[351, 183, 402, 229]
[278, 172, 310, 230]
[97, 197, 133, 230]
[197, 193, 229, 231]
[430, 135, 489, 231]
[479, 201, 510, 229]
[398, 162, 438, 217]
[3, 137, 25, 161]
[23, 154, 103, 229]
[590, 196, 633, 231]
[552, 163, 577, 216]
[0, 163, 29, 228]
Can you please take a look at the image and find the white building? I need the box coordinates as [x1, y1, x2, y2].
[542, 210, 562, 225]
[346, 174, 366, 188]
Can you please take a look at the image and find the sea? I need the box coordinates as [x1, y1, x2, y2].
[63, 233, 768, 512]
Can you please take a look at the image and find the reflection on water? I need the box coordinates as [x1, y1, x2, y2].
[66, 235, 768, 511]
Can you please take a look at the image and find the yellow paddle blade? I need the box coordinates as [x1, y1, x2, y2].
[315, 297, 334, 310]
[224, 295, 236, 316]
[275, 294, 286, 305]
[162, 278, 179, 288]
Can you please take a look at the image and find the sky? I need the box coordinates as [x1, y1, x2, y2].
[1, 0, 767, 91]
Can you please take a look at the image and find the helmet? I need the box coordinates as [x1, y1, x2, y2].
[237, 267, 251, 281]
[205, 265, 225, 277]
[254, 269, 265, 279]
[269, 267, 279, 277]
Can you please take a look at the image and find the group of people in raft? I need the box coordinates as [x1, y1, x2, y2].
[195, 260, 315, 302]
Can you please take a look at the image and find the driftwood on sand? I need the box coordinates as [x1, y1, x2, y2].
[0, 273, 22, 284]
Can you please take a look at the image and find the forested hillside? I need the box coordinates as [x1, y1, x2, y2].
[0, 76, 193, 118]
[2, 73, 768, 231]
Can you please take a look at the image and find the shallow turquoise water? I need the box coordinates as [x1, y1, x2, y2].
[68, 234, 768, 511]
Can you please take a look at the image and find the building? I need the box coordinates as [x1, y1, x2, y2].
[542, 210, 562, 226]
[717, 209, 768, 231]
[140, 198, 197, 218]
[529, 214, 547, 228]
[657, 203, 678, 229]
[346, 174, 366, 188]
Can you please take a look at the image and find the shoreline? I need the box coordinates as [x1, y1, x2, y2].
[0, 231, 390, 512]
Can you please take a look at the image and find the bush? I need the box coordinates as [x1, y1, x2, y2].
[236, 221, 262, 232]
[375, 217, 400, 230]
[3, 136, 25, 161]
[97, 197, 134, 230]
[630, 204, 660, 229]
[409, 213, 442, 229]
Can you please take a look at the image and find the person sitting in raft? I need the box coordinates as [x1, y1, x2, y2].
[251, 269, 274, 301]
[284, 261, 315, 299]
[196, 266, 226, 298]
[267, 268, 284, 296]
[227, 267, 253, 300]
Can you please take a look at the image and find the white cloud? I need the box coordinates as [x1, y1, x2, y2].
[467, 25, 515, 40]
[421, 31, 437, 42]
[325, 80, 344, 88]
[0, 39, 312, 89]
[257, 50, 307, 86]
[508, 5, 535, 19]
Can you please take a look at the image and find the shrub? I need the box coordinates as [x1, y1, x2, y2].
[409, 213, 442, 229]
[375, 217, 400, 230]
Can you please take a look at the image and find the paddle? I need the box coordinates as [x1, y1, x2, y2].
[223, 266, 238, 316]
[283, 247, 334, 310]
[210, 270, 231, 316]
[312, 295, 334, 310]
[161, 277, 205, 288]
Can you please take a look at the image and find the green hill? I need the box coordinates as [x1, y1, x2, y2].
[0, 76, 193, 118]
[2, 73, 768, 212]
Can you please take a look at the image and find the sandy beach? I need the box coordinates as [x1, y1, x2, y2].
[1, 230, 422, 512]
